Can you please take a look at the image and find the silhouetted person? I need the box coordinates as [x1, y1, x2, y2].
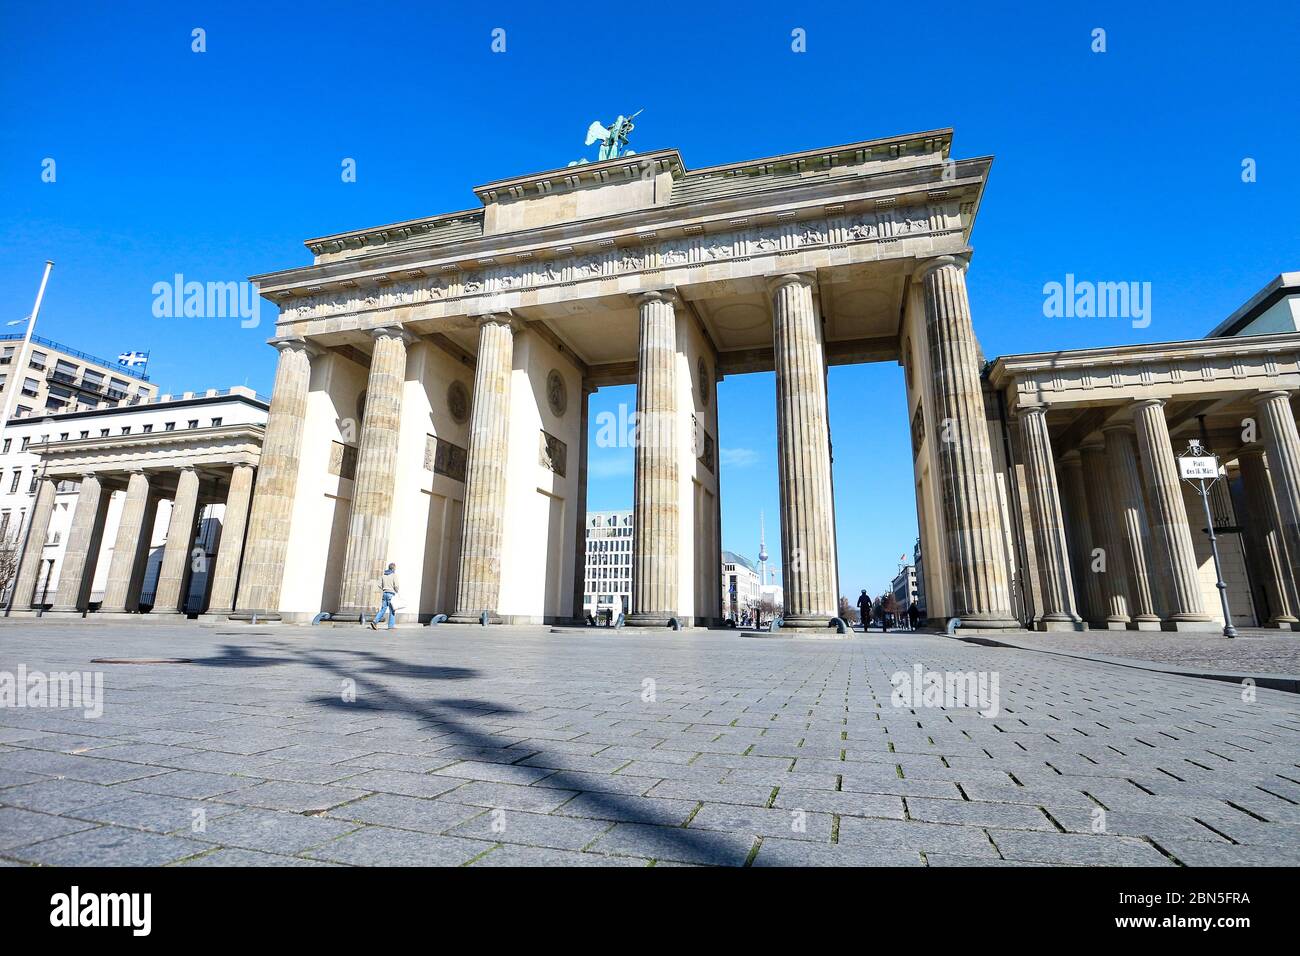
[908, 602, 921, 631]
[856, 590, 872, 632]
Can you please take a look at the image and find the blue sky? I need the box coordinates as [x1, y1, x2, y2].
[2, 1, 1296, 598]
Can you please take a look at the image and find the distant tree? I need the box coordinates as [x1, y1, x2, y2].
[838, 596, 856, 623]
[0, 529, 22, 605]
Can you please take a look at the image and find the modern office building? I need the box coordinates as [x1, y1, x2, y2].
[582, 510, 632, 619]
[721, 550, 760, 623]
[0, 334, 157, 415]
[892, 564, 919, 611]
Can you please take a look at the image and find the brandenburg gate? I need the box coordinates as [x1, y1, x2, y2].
[226, 127, 1300, 634]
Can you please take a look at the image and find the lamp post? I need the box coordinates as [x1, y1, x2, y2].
[1177, 438, 1236, 638]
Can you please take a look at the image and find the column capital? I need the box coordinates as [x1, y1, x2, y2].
[633, 289, 680, 308]
[1238, 443, 1267, 459]
[1015, 401, 1048, 420]
[1252, 389, 1293, 406]
[913, 253, 971, 281]
[269, 336, 323, 358]
[368, 325, 414, 345]
[1059, 448, 1083, 467]
[764, 272, 817, 296]
[1101, 420, 1135, 435]
[1132, 398, 1167, 413]
[1079, 436, 1107, 454]
[474, 311, 520, 333]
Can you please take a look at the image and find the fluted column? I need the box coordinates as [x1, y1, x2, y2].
[1017, 405, 1082, 629]
[10, 477, 57, 610]
[1079, 439, 1131, 628]
[205, 464, 255, 616]
[1132, 399, 1212, 629]
[1238, 447, 1299, 628]
[767, 274, 838, 629]
[152, 467, 201, 614]
[100, 471, 153, 614]
[1058, 449, 1104, 627]
[233, 338, 315, 620]
[1102, 424, 1162, 628]
[50, 474, 111, 614]
[450, 314, 516, 623]
[628, 291, 681, 626]
[1253, 390, 1300, 594]
[570, 384, 594, 624]
[337, 327, 411, 618]
[919, 256, 1017, 628]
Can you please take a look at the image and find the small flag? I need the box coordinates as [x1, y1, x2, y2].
[118, 350, 149, 368]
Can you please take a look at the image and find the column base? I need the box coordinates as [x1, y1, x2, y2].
[1035, 617, 1087, 632]
[44, 607, 89, 617]
[331, 608, 370, 624]
[624, 613, 678, 628]
[447, 611, 502, 625]
[1266, 617, 1300, 630]
[229, 610, 284, 623]
[1090, 617, 1131, 631]
[1160, 618, 1221, 633]
[1128, 615, 1162, 631]
[953, 614, 1023, 632]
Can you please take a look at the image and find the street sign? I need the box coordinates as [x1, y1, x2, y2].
[1177, 455, 1219, 480]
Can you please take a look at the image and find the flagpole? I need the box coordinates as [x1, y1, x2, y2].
[1, 261, 54, 611]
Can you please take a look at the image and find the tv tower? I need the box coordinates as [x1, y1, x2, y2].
[758, 510, 769, 584]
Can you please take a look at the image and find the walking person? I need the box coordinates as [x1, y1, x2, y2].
[370, 562, 400, 631]
[856, 590, 872, 633]
[908, 602, 921, 631]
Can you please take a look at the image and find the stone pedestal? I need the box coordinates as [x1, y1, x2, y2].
[919, 257, 1018, 629]
[450, 315, 516, 624]
[100, 471, 154, 614]
[1079, 439, 1131, 629]
[1132, 399, 1215, 631]
[337, 327, 410, 619]
[205, 464, 256, 617]
[628, 291, 681, 627]
[1254, 390, 1300, 599]
[233, 338, 314, 621]
[1238, 447, 1300, 628]
[152, 467, 201, 614]
[1018, 405, 1083, 631]
[1102, 424, 1163, 629]
[10, 477, 56, 610]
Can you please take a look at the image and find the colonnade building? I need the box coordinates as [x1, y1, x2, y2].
[13, 130, 1297, 636]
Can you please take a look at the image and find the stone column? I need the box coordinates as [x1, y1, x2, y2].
[101, 470, 153, 614]
[767, 274, 838, 629]
[919, 256, 1018, 628]
[450, 315, 516, 623]
[1079, 439, 1131, 628]
[337, 327, 411, 619]
[205, 464, 255, 616]
[1058, 449, 1104, 627]
[1237, 446, 1299, 628]
[50, 474, 111, 614]
[628, 291, 681, 627]
[152, 467, 201, 614]
[10, 477, 56, 610]
[1017, 405, 1082, 630]
[1102, 424, 1162, 628]
[570, 384, 594, 624]
[233, 338, 314, 620]
[1132, 399, 1213, 629]
[1253, 390, 1300, 592]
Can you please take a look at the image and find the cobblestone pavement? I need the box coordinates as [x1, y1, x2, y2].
[1, 622, 1298, 867]
[982, 628, 1300, 675]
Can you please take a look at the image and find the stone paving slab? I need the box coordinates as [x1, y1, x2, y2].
[1, 622, 1298, 866]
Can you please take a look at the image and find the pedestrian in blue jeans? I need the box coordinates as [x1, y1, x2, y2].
[369, 563, 400, 630]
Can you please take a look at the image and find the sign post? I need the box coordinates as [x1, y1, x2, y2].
[1177, 439, 1236, 638]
